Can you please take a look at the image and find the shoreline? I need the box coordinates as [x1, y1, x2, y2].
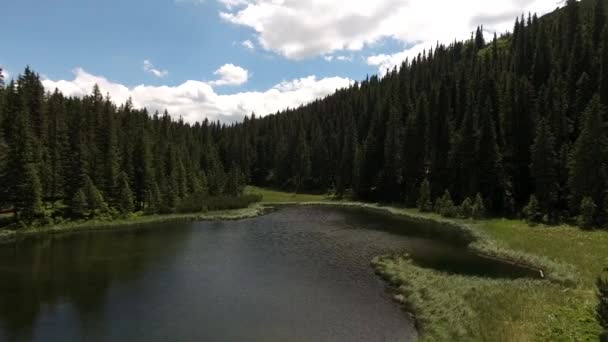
[0, 194, 600, 340]
[0, 204, 273, 244]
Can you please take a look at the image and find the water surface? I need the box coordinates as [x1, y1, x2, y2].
[0, 206, 535, 341]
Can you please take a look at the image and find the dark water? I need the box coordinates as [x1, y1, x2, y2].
[0, 206, 536, 342]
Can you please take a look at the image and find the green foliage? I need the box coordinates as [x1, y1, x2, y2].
[579, 197, 597, 228]
[530, 118, 558, 214]
[568, 96, 607, 215]
[598, 274, 608, 333]
[523, 195, 543, 224]
[436, 190, 457, 218]
[458, 197, 473, 218]
[175, 193, 262, 214]
[3, 0, 608, 233]
[224, 163, 245, 197]
[70, 189, 88, 218]
[417, 178, 432, 212]
[83, 175, 108, 217]
[472, 193, 486, 219]
[116, 172, 134, 214]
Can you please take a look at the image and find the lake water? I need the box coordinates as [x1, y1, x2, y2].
[0, 206, 537, 341]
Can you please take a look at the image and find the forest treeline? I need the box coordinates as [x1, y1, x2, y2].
[1, 0, 608, 227]
[0, 69, 253, 225]
[223, 0, 608, 227]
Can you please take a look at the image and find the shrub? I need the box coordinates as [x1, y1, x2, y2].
[437, 190, 457, 218]
[472, 193, 486, 219]
[176, 193, 263, 214]
[598, 274, 608, 341]
[459, 197, 473, 218]
[523, 195, 543, 224]
[579, 197, 597, 229]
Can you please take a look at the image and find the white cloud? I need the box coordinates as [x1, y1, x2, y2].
[41, 68, 353, 123]
[143, 60, 169, 78]
[218, 0, 560, 65]
[242, 39, 255, 50]
[210, 63, 249, 86]
[0, 68, 9, 82]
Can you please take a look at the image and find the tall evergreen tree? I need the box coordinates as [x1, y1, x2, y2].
[530, 118, 559, 214]
[568, 96, 608, 214]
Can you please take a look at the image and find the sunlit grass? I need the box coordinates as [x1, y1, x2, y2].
[0, 205, 267, 244]
[245, 186, 334, 203]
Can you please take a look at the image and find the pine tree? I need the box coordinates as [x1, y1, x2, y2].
[83, 175, 108, 216]
[523, 195, 542, 224]
[579, 197, 597, 228]
[530, 118, 558, 215]
[592, 0, 606, 49]
[381, 103, 403, 200]
[224, 163, 244, 196]
[472, 193, 486, 219]
[600, 29, 608, 108]
[417, 178, 432, 212]
[70, 189, 88, 219]
[476, 97, 505, 212]
[568, 96, 608, 213]
[116, 172, 134, 214]
[459, 197, 473, 218]
[437, 190, 457, 218]
[5, 108, 43, 222]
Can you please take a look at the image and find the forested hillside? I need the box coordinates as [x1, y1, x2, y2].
[1, 0, 608, 227]
[221, 0, 608, 224]
[0, 69, 248, 224]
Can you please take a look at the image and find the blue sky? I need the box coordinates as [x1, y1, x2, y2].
[1, 0, 560, 122]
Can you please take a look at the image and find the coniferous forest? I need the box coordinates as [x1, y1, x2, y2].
[1, 0, 608, 228]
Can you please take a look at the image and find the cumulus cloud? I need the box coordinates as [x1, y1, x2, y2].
[210, 63, 249, 86]
[143, 60, 169, 78]
[324, 55, 353, 62]
[218, 0, 560, 66]
[0, 68, 9, 82]
[41, 68, 353, 123]
[242, 39, 255, 50]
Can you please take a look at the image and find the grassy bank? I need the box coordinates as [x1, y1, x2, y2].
[0, 204, 267, 244]
[248, 186, 604, 341]
[367, 211, 604, 341]
[2, 186, 605, 340]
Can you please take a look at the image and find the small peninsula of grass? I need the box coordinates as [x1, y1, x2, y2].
[0, 205, 267, 244]
[247, 187, 605, 341]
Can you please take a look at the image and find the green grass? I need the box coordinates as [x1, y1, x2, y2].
[245, 186, 334, 203]
[373, 255, 599, 341]
[366, 209, 605, 341]
[249, 187, 607, 341]
[0, 204, 268, 244]
[2, 186, 606, 340]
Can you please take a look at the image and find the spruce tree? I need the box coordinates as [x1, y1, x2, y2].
[70, 189, 88, 219]
[116, 172, 134, 214]
[530, 118, 558, 215]
[5, 109, 43, 222]
[592, 0, 606, 49]
[417, 178, 432, 212]
[472, 194, 486, 219]
[568, 96, 607, 213]
[83, 175, 108, 216]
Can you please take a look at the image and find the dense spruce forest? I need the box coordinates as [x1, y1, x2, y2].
[1, 0, 608, 228]
[227, 0, 608, 226]
[0, 69, 251, 225]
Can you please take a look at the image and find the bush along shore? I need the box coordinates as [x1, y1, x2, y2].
[0, 194, 265, 244]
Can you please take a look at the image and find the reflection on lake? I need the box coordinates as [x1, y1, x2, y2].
[0, 206, 536, 341]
